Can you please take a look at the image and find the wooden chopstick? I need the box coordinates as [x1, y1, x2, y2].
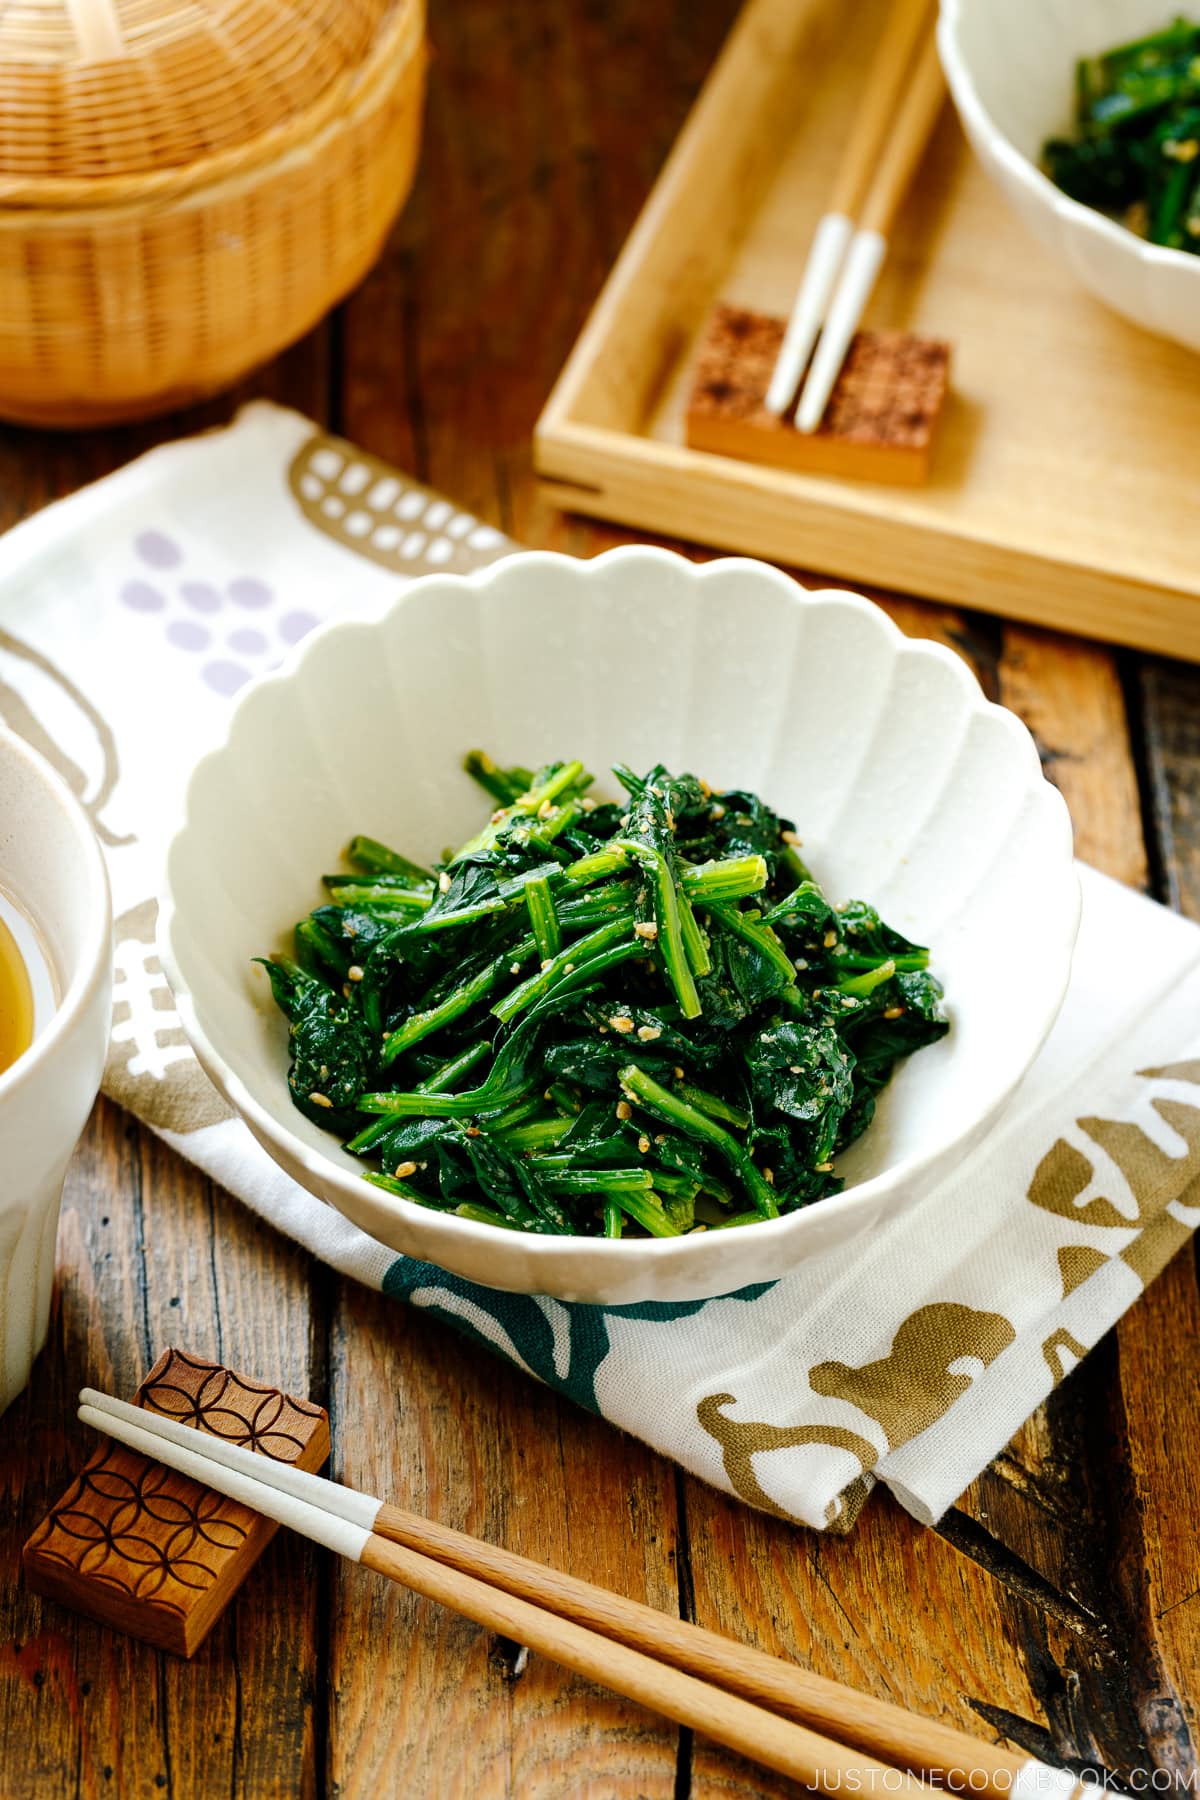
[765, 0, 936, 415]
[793, 26, 945, 434]
[78, 1390, 1083, 1799]
[78, 1395, 920, 1795]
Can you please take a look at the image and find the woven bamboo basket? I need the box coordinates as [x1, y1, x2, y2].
[0, 0, 426, 427]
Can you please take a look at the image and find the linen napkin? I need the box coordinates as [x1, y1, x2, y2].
[3, 400, 1198, 1534]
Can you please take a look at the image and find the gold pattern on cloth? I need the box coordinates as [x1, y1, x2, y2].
[286, 432, 510, 579]
[696, 1065, 1200, 1523]
[1057, 1245, 1108, 1297]
[695, 1394, 877, 1520]
[0, 627, 132, 847]
[1042, 1328, 1089, 1383]
[809, 1303, 1017, 1450]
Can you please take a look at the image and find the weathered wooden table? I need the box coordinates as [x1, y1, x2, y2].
[2, 2, 1197, 1794]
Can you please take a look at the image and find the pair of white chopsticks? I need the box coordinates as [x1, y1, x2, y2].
[78, 1387, 1081, 1799]
[765, 0, 945, 431]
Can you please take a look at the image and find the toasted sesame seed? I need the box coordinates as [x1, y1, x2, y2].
[789, 1064, 802, 1074]
[541, 958, 553, 971]
[710, 802, 726, 820]
[537, 798, 553, 819]
[490, 808, 506, 825]
[394, 1161, 418, 1180]
[637, 1024, 662, 1041]
[634, 921, 659, 940]
[655, 1133, 666, 1145]
[883, 1005, 905, 1019]
[438, 871, 452, 893]
[763, 1167, 775, 1185]
[342, 984, 352, 999]
[563, 962, 575, 973]
[673, 1065, 684, 1079]
[348, 964, 364, 981]
[510, 962, 521, 975]
[638, 1135, 650, 1154]
[466, 1125, 481, 1138]
[581, 796, 596, 811]
[816, 1160, 834, 1173]
[319, 1065, 329, 1080]
[544, 1088, 554, 1101]
[794, 957, 808, 971]
[609, 1014, 635, 1034]
[616, 1100, 633, 1121]
[309, 1091, 333, 1109]
[639, 820, 652, 835]
[823, 929, 838, 948]
[781, 829, 803, 846]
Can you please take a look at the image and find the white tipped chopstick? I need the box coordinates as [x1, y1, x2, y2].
[77, 1391, 921, 1794]
[77, 1388, 1080, 1800]
[765, 0, 945, 430]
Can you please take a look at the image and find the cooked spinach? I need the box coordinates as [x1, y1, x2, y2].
[258, 754, 949, 1238]
[1043, 18, 1200, 252]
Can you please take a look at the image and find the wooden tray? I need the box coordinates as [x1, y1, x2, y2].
[533, 0, 1200, 661]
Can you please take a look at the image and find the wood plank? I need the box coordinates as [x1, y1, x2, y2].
[0, 1104, 323, 1800]
[1108, 653, 1200, 1775]
[0, 336, 333, 1797]
[323, 7, 744, 1792]
[327, 1293, 683, 1799]
[330, 3, 746, 1791]
[949, 621, 1197, 1786]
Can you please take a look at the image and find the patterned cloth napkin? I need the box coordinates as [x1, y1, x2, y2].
[3, 401, 1199, 1534]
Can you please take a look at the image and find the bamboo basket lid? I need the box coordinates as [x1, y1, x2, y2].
[0, 0, 398, 197]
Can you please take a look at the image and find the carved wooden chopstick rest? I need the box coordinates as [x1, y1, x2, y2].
[22, 1347, 329, 1657]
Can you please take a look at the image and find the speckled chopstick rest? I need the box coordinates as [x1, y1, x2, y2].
[685, 303, 951, 485]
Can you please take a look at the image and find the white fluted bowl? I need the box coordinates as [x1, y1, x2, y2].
[939, 0, 1200, 353]
[160, 549, 1079, 1303]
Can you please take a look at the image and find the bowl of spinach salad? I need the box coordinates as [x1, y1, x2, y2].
[160, 547, 1080, 1303]
[260, 754, 952, 1240]
[940, 0, 1200, 352]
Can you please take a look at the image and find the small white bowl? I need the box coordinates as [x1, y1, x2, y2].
[0, 727, 112, 1412]
[160, 548, 1079, 1303]
[939, 0, 1200, 352]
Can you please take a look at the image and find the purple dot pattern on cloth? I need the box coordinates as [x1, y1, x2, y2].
[203, 660, 251, 697]
[228, 577, 272, 609]
[228, 627, 268, 655]
[279, 610, 318, 645]
[136, 530, 183, 570]
[180, 581, 220, 613]
[121, 580, 165, 613]
[120, 531, 327, 699]
[167, 620, 211, 653]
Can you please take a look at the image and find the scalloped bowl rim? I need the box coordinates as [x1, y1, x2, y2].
[158, 546, 1081, 1285]
[937, 0, 1200, 278]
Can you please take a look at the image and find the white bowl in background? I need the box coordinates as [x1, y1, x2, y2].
[939, 0, 1200, 353]
[159, 548, 1079, 1303]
